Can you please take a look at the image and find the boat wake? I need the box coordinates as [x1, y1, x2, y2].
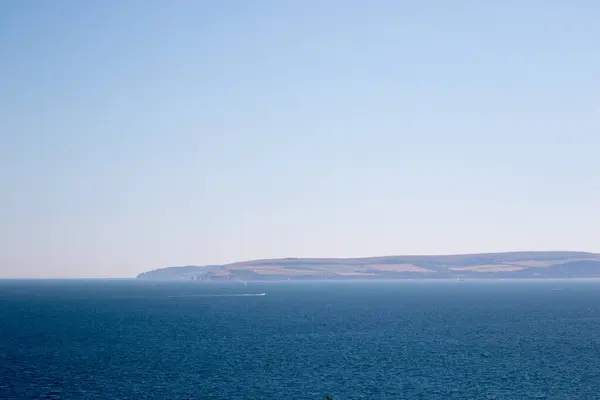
[168, 293, 267, 298]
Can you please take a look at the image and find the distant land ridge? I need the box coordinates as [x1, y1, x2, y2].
[136, 251, 600, 280]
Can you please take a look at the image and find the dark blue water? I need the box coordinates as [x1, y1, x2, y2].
[1, 280, 600, 399]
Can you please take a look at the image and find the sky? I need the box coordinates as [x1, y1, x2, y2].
[1, 1, 599, 278]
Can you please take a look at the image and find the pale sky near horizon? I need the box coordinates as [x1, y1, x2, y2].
[1, 1, 599, 278]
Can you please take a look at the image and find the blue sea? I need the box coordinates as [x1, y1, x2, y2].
[1, 280, 600, 399]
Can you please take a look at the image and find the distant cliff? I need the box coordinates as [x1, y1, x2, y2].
[136, 251, 600, 280]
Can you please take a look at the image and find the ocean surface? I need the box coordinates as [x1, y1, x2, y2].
[1, 280, 600, 399]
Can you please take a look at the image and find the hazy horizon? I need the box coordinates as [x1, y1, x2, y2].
[1, 2, 599, 278]
[4, 249, 600, 279]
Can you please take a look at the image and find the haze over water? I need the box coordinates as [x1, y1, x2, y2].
[2, 280, 599, 399]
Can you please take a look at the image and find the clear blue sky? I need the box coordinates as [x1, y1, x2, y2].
[1, 1, 599, 278]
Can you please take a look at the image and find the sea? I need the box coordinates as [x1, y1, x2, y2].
[1, 279, 600, 400]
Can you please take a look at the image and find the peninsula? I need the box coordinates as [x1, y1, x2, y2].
[137, 251, 600, 281]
